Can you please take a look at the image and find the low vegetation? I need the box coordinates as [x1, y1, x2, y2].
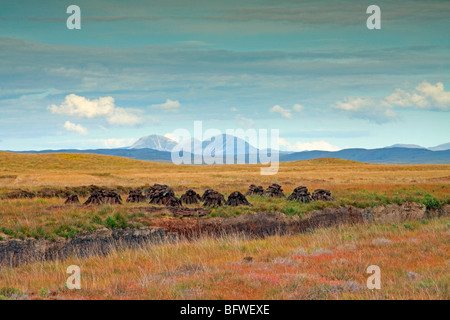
[0, 217, 448, 299]
[0, 152, 448, 240]
[0, 152, 448, 300]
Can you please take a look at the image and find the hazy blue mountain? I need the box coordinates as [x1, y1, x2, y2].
[10, 146, 450, 164]
[202, 134, 259, 156]
[9, 134, 450, 165]
[429, 143, 450, 151]
[129, 134, 177, 152]
[279, 147, 450, 164]
[386, 144, 425, 149]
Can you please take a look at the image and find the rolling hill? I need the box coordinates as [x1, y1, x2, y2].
[9, 146, 450, 164]
[279, 147, 450, 164]
[6, 134, 450, 164]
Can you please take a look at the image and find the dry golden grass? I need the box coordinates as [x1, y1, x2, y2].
[0, 151, 449, 240]
[0, 152, 449, 300]
[1, 217, 448, 300]
[1, 151, 449, 194]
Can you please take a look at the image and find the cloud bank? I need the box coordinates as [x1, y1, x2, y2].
[278, 138, 340, 152]
[385, 81, 450, 111]
[332, 81, 450, 123]
[48, 94, 143, 126]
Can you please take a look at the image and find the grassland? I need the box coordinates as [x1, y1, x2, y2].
[1, 152, 449, 192]
[0, 151, 449, 241]
[0, 151, 449, 300]
[0, 217, 448, 300]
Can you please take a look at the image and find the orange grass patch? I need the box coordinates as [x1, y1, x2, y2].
[0, 217, 448, 300]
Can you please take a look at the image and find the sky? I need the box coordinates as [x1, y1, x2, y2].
[0, 0, 449, 151]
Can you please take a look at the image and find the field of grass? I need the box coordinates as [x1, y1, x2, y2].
[0, 151, 449, 300]
[1, 217, 448, 300]
[1, 151, 449, 191]
[0, 151, 449, 241]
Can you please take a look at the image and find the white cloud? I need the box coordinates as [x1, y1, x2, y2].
[384, 81, 450, 110]
[270, 104, 304, 118]
[270, 105, 292, 118]
[230, 107, 238, 112]
[87, 138, 136, 148]
[278, 138, 340, 152]
[63, 121, 88, 136]
[48, 94, 143, 126]
[106, 107, 143, 126]
[292, 104, 304, 112]
[150, 99, 181, 111]
[235, 114, 255, 127]
[332, 81, 449, 124]
[332, 97, 397, 123]
[333, 97, 374, 111]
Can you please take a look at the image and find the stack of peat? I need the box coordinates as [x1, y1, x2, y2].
[103, 190, 123, 204]
[264, 184, 285, 198]
[83, 190, 105, 205]
[126, 189, 146, 203]
[83, 190, 122, 205]
[64, 194, 80, 205]
[147, 184, 181, 207]
[312, 189, 335, 201]
[245, 184, 264, 196]
[180, 189, 201, 204]
[287, 186, 312, 203]
[202, 189, 226, 207]
[226, 191, 251, 206]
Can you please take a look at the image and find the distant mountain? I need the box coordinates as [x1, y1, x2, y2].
[280, 147, 450, 164]
[129, 134, 177, 152]
[429, 143, 450, 151]
[132, 133, 265, 155]
[202, 134, 259, 156]
[386, 144, 425, 149]
[385, 142, 450, 151]
[9, 135, 450, 165]
[12, 146, 450, 164]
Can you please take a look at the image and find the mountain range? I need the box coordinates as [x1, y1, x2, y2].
[386, 143, 450, 151]
[130, 134, 450, 153]
[9, 134, 450, 165]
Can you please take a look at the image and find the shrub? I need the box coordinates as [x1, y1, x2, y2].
[54, 225, 78, 239]
[403, 222, 415, 230]
[104, 213, 128, 229]
[422, 194, 442, 209]
[0, 287, 21, 298]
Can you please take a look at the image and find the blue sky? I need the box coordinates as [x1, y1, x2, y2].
[0, 0, 449, 151]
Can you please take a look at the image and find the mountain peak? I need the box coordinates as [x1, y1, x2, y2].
[386, 144, 425, 149]
[129, 134, 177, 152]
[429, 142, 450, 151]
